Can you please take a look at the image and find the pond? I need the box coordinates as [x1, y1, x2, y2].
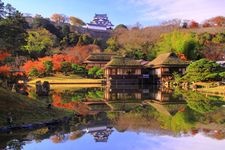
[1, 85, 225, 150]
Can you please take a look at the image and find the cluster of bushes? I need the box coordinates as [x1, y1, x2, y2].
[88, 66, 104, 79]
[22, 54, 87, 77]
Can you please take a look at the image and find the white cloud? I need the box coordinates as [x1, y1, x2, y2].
[126, 0, 225, 23]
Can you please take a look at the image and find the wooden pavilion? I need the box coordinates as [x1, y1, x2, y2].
[146, 53, 189, 84]
[104, 56, 143, 86]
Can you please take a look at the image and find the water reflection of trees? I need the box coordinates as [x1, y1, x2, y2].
[3, 87, 225, 148]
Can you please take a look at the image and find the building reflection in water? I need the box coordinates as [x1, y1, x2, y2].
[104, 85, 185, 104]
[83, 126, 113, 142]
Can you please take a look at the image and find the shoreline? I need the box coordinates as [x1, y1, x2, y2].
[0, 116, 72, 133]
[28, 78, 104, 84]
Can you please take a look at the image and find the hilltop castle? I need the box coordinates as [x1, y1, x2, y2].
[83, 14, 114, 31]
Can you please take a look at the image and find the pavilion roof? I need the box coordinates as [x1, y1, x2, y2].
[85, 53, 117, 61]
[146, 53, 189, 68]
[105, 56, 143, 68]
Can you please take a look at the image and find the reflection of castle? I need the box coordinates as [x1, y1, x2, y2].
[83, 126, 113, 142]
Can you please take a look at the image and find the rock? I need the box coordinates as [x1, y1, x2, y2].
[35, 81, 50, 96]
[36, 81, 43, 96]
[42, 81, 50, 96]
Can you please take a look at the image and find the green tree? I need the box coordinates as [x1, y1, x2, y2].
[32, 15, 61, 38]
[212, 33, 225, 43]
[183, 91, 225, 114]
[29, 68, 39, 77]
[77, 34, 93, 46]
[88, 66, 102, 78]
[61, 24, 70, 37]
[183, 59, 224, 82]
[23, 28, 54, 57]
[156, 31, 199, 60]
[96, 68, 103, 78]
[114, 24, 128, 30]
[43, 60, 53, 75]
[106, 37, 120, 51]
[60, 62, 71, 75]
[71, 64, 87, 74]
[0, 11, 28, 53]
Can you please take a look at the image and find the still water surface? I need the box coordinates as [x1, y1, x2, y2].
[1, 85, 225, 150]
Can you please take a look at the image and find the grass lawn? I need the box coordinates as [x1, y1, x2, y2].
[0, 87, 72, 128]
[28, 74, 103, 84]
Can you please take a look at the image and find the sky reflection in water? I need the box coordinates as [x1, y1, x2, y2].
[24, 131, 225, 150]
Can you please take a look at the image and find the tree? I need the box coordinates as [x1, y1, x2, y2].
[106, 37, 120, 51]
[0, 52, 11, 61]
[61, 24, 70, 36]
[212, 33, 225, 43]
[156, 31, 199, 60]
[32, 15, 61, 38]
[0, 65, 10, 77]
[88, 66, 103, 78]
[183, 59, 225, 82]
[206, 16, 225, 27]
[60, 62, 72, 75]
[43, 60, 53, 75]
[114, 24, 128, 30]
[189, 21, 199, 28]
[0, 11, 28, 53]
[51, 13, 67, 24]
[23, 28, 55, 57]
[69, 16, 85, 26]
[96, 68, 103, 78]
[184, 91, 225, 114]
[71, 64, 87, 74]
[29, 68, 39, 77]
[198, 32, 225, 61]
[77, 34, 93, 46]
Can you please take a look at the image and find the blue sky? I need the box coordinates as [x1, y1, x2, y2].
[3, 0, 225, 26]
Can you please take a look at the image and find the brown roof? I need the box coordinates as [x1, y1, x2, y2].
[146, 53, 189, 68]
[105, 56, 143, 68]
[85, 53, 117, 61]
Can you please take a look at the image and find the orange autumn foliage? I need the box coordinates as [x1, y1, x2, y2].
[0, 65, 11, 76]
[207, 16, 225, 26]
[23, 60, 45, 75]
[52, 93, 75, 110]
[177, 53, 187, 61]
[189, 21, 199, 28]
[52, 93, 90, 115]
[0, 52, 11, 61]
[22, 54, 80, 75]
